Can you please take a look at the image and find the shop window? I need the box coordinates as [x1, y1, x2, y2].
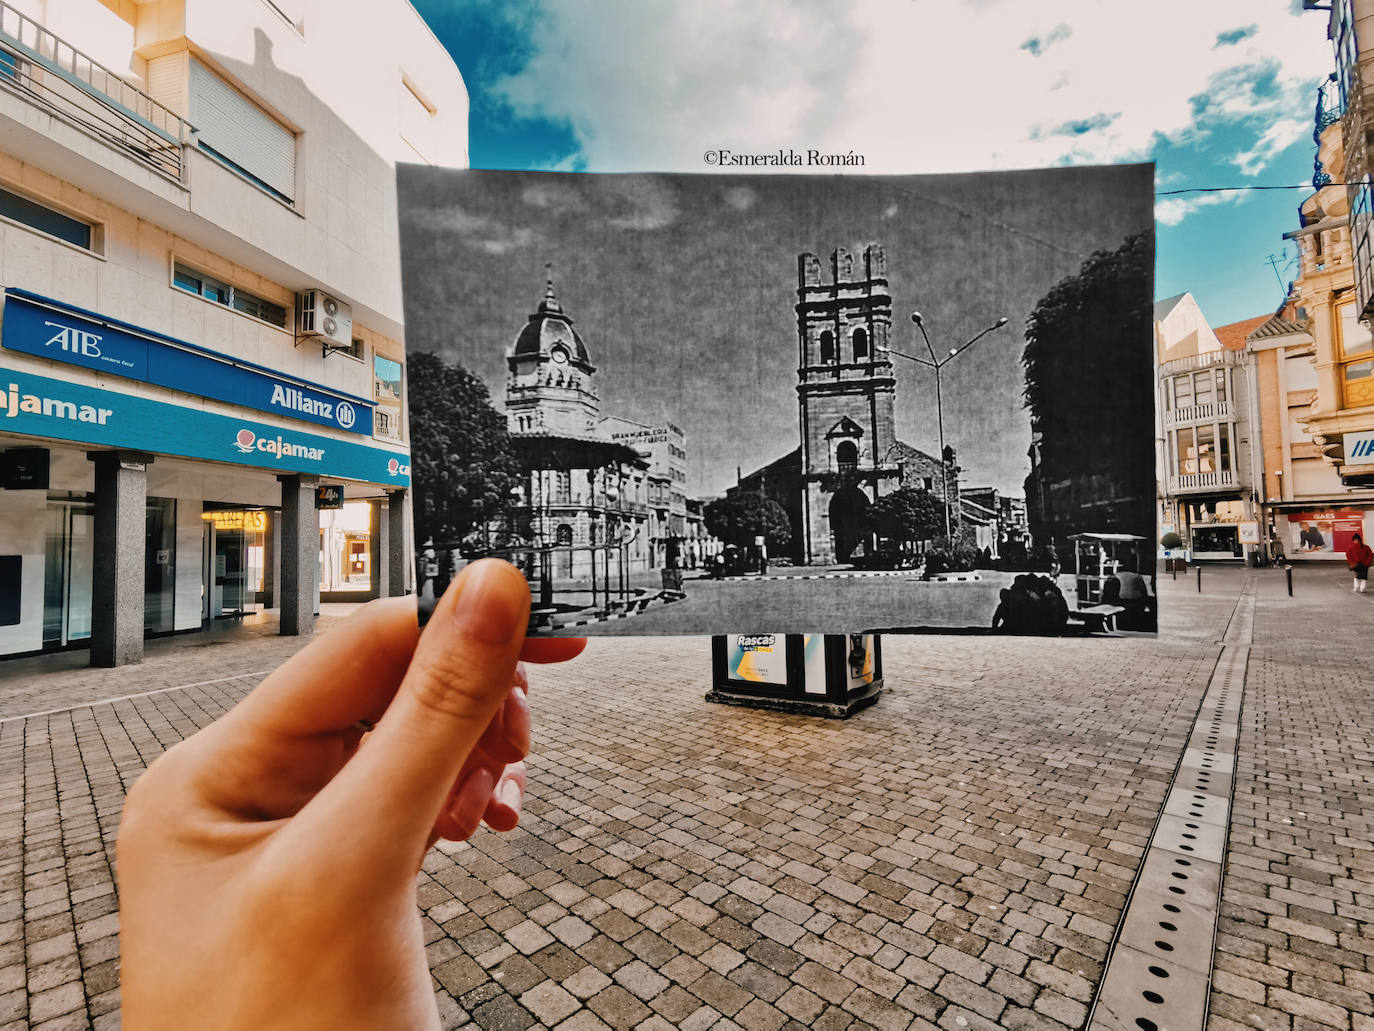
[173, 261, 287, 328]
[0, 183, 95, 250]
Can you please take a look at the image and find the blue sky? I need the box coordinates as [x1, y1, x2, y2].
[412, 0, 1332, 330]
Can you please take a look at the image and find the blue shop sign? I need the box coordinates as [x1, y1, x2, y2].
[0, 366, 410, 486]
[1, 289, 373, 435]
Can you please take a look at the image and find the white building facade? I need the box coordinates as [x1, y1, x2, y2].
[0, 0, 467, 663]
[1154, 294, 1264, 563]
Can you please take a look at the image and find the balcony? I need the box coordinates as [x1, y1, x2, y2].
[0, 1, 190, 183]
[1159, 350, 1240, 375]
[1167, 470, 1238, 494]
[1165, 400, 1234, 427]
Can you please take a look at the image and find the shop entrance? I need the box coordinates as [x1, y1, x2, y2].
[202, 508, 269, 621]
[42, 494, 178, 649]
[42, 496, 94, 649]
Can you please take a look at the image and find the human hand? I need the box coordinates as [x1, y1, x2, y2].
[117, 559, 584, 1030]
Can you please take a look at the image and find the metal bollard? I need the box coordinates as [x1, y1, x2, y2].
[1196, 565, 1202, 593]
[1286, 565, 1293, 597]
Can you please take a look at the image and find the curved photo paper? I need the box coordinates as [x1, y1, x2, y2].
[398, 164, 1156, 637]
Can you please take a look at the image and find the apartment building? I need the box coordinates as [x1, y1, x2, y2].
[1299, 0, 1374, 492]
[1154, 294, 1265, 562]
[0, 0, 467, 663]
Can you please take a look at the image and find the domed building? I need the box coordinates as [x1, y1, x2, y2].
[498, 271, 652, 583]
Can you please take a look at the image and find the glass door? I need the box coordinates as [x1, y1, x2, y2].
[42, 498, 94, 649]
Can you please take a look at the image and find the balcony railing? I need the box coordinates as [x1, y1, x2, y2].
[1159, 349, 1239, 375]
[0, 0, 191, 182]
[1167, 470, 1238, 493]
[1165, 400, 1234, 426]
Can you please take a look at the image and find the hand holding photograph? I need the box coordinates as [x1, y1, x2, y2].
[398, 163, 1156, 636]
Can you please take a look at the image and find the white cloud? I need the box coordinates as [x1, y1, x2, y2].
[488, 1, 1331, 180]
[1154, 191, 1240, 227]
[1233, 117, 1310, 175]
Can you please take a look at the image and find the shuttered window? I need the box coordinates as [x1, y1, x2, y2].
[189, 58, 296, 203]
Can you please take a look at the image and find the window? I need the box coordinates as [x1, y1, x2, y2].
[819, 330, 835, 364]
[373, 355, 404, 442]
[190, 58, 296, 204]
[1218, 424, 1231, 473]
[852, 327, 869, 361]
[173, 261, 287, 328]
[836, 440, 858, 472]
[1195, 424, 1215, 474]
[0, 184, 94, 250]
[1193, 369, 1213, 406]
[1215, 369, 1227, 404]
[1176, 427, 1195, 475]
[0, 46, 19, 83]
[1173, 374, 1192, 409]
[1338, 302, 1374, 407]
[1339, 302, 1373, 358]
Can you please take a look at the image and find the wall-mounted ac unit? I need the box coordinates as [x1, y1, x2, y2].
[297, 290, 353, 349]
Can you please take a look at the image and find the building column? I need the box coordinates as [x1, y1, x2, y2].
[87, 450, 153, 667]
[278, 474, 319, 636]
[263, 510, 278, 609]
[387, 489, 407, 597]
[369, 498, 388, 599]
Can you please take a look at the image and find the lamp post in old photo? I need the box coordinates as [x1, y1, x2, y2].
[881, 313, 1010, 540]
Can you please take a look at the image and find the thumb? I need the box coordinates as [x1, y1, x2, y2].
[302, 559, 530, 871]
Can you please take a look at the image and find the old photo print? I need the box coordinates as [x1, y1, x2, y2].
[398, 164, 1156, 636]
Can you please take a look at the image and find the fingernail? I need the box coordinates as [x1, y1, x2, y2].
[513, 662, 529, 695]
[496, 777, 523, 812]
[504, 688, 531, 755]
[450, 764, 495, 827]
[452, 561, 525, 645]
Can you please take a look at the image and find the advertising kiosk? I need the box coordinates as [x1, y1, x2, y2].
[707, 633, 882, 718]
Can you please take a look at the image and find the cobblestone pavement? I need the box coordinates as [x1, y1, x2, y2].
[1207, 567, 1374, 1031]
[0, 564, 1368, 1030]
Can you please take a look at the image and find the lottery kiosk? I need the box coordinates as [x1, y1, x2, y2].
[707, 633, 883, 718]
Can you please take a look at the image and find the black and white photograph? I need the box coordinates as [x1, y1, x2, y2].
[399, 164, 1156, 636]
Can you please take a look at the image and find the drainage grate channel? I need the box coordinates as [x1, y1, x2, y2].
[1088, 583, 1253, 1031]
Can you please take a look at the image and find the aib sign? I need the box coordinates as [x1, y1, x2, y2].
[2, 290, 373, 435]
[1348, 429, 1374, 464]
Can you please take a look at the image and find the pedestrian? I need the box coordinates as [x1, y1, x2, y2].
[1346, 532, 1373, 593]
[117, 561, 586, 1028]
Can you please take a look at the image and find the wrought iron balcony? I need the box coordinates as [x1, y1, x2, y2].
[0, 1, 191, 183]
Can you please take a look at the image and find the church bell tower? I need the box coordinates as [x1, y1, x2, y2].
[796, 245, 899, 564]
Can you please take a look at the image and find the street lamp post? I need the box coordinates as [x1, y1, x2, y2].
[883, 313, 1010, 541]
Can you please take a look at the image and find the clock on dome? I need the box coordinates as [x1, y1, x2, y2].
[551, 346, 569, 364]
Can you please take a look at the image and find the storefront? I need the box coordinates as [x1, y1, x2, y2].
[1272, 505, 1374, 560]
[0, 290, 410, 662]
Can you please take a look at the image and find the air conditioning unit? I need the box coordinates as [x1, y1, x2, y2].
[296, 289, 353, 349]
